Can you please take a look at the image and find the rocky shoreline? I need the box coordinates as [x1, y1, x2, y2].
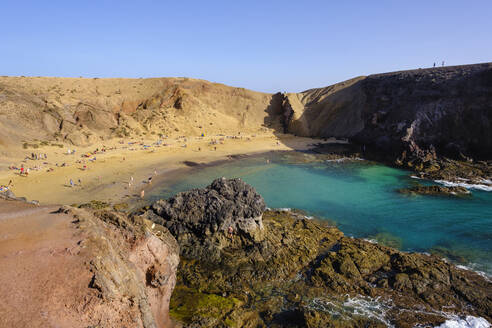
[136, 178, 491, 327]
[3, 176, 489, 327]
[397, 185, 470, 197]
[311, 142, 492, 197]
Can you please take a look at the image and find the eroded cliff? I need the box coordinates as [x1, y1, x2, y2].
[284, 63, 492, 162]
[0, 76, 283, 147]
[2, 63, 491, 166]
[0, 198, 179, 328]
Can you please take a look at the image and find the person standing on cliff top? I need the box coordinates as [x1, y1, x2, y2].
[433, 62, 436, 67]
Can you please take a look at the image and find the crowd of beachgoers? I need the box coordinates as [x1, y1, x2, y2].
[0, 132, 299, 205]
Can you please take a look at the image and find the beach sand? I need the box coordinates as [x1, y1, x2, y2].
[0, 133, 335, 205]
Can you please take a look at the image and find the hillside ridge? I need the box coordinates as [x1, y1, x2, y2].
[1, 62, 491, 163]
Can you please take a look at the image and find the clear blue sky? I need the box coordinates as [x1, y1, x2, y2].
[1, 0, 491, 92]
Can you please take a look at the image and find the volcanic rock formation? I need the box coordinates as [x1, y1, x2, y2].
[2, 63, 491, 168]
[140, 177, 266, 262]
[282, 63, 492, 163]
[141, 179, 492, 327]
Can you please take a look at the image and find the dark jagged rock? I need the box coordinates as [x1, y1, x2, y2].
[285, 63, 492, 161]
[284, 63, 492, 183]
[141, 180, 492, 327]
[167, 210, 492, 327]
[398, 184, 470, 196]
[140, 177, 266, 261]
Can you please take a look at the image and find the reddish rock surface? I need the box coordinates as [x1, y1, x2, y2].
[0, 200, 179, 328]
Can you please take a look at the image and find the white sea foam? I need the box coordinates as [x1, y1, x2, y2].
[434, 316, 490, 328]
[363, 238, 378, 244]
[456, 265, 491, 283]
[308, 295, 491, 327]
[308, 295, 394, 327]
[434, 180, 492, 192]
[325, 157, 364, 163]
[276, 208, 291, 212]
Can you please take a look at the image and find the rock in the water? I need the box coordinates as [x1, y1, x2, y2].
[139, 179, 491, 327]
[163, 209, 492, 327]
[398, 184, 470, 196]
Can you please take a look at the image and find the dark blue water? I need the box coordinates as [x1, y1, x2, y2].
[151, 152, 492, 275]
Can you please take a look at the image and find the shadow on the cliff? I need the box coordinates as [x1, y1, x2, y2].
[262, 92, 320, 151]
[262, 82, 366, 156]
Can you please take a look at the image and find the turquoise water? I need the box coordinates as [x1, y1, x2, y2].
[151, 152, 492, 275]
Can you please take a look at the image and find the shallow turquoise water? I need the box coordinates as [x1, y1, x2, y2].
[151, 152, 492, 275]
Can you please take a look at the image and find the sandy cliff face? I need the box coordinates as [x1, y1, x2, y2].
[0, 199, 179, 328]
[1, 63, 490, 162]
[284, 63, 492, 160]
[0, 76, 282, 147]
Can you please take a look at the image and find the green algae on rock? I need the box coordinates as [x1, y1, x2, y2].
[139, 179, 492, 327]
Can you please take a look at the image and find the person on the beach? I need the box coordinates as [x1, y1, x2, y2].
[20, 167, 24, 175]
[70, 179, 74, 187]
[140, 190, 145, 199]
[78, 179, 82, 186]
[148, 177, 153, 184]
[25, 168, 29, 176]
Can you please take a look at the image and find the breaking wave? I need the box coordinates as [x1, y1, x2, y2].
[434, 316, 490, 328]
[307, 295, 491, 327]
[435, 179, 492, 192]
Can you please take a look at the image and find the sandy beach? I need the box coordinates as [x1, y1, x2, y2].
[0, 133, 332, 205]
